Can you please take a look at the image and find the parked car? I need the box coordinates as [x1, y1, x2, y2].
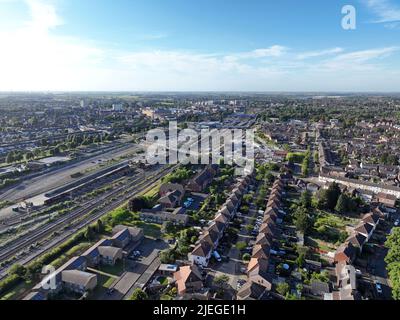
[375, 282, 383, 295]
[107, 288, 115, 295]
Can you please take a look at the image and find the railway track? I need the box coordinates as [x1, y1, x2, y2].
[0, 164, 177, 266]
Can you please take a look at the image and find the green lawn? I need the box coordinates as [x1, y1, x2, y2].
[132, 221, 161, 239]
[89, 274, 115, 300]
[98, 261, 125, 277]
[310, 210, 358, 245]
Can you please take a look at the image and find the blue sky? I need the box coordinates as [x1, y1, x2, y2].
[0, 0, 399, 91]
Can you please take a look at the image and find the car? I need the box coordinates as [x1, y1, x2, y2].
[375, 282, 383, 294]
[107, 288, 115, 295]
[236, 279, 246, 289]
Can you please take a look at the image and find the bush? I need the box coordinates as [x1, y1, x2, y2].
[129, 288, 148, 300]
[110, 207, 133, 226]
[236, 241, 247, 251]
[242, 253, 251, 261]
[276, 282, 290, 296]
[0, 274, 21, 296]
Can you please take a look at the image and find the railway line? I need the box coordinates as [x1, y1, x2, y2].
[0, 164, 177, 273]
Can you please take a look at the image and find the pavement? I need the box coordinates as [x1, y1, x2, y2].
[100, 238, 168, 300]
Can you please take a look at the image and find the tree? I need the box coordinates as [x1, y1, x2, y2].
[161, 221, 174, 234]
[296, 283, 304, 294]
[84, 226, 96, 241]
[129, 288, 148, 300]
[128, 196, 148, 212]
[24, 151, 35, 161]
[335, 194, 348, 214]
[242, 253, 251, 261]
[96, 219, 104, 233]
[318, 183, 341, 210]
[385, 226, 400, 300]
[276, 282, 290, 296]
[311, 270, 330, 283]
[294, 206, 311, 235]
[300, 190, 312, 208]
[160, 249, 176, 264]
[388, 263, 400, 300]
[5, 152, 14, 164]
[236, 241, 247, 251]
[213, 274, 230, 289]
[8, 264, 27, 278]
[110, 208, 132, 225]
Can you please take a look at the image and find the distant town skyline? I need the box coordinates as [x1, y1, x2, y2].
[0, 0, 400, 91]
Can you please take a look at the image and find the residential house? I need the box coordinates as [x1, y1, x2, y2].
[362, 212, 380, 229]
[61, 270, 98, 294]
[159, 183, 185, 198]
[186, 165, 218, 192]
[97, 246, 123, 265]
[247, 258, 273, 291]
[334, 242, 357, 264]
[173, 265, 204, 296]
[354, 222, 374, 241]
[111, 225, 144, 249]
[375, 192, 397, 209]
[346, 233, 367, 253]
[159, 189, 184, 208]
[81, 239, 113, 267]
[237, 281, 268, 300]
[252, 244, 271, 260]
[140, 207, 189, 226]
[189, 241, 213, 267]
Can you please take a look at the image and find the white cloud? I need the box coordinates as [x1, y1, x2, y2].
[223, 45, 287, 62]
[320, 47, 398, 70]
[363, 0, 400, 23]
[0, 0, 399, 92]
[297, 47, 344, 60]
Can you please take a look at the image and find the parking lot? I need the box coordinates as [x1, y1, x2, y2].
[97, 238, 168, 300]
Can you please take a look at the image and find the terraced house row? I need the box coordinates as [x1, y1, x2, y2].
[189, 173, 254, 267]
[329, 207, 390, 300]
[237, 178, 286, 300]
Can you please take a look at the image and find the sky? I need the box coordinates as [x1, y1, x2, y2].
[0, 0, 399, 92]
